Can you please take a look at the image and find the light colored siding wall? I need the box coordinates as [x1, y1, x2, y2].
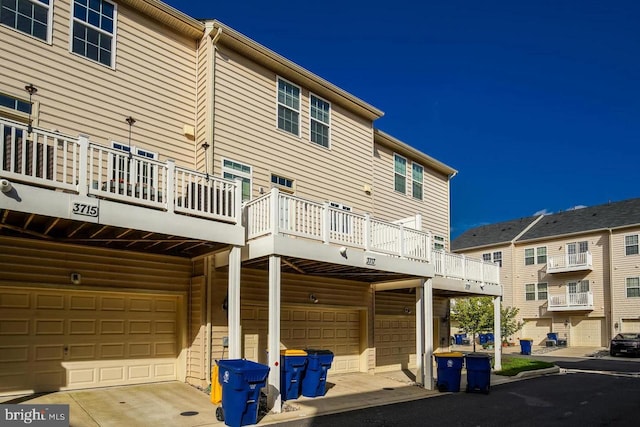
[611, 227, 640, 333]
[517, 233, 608, 318]
[186, 276, 206, 387]
[211, 47, 374, 212]
[372, 143, 451, 242]
[0, 0, 198, 168]
[456, 244, 513, 305]
[0, 237, 192, 293]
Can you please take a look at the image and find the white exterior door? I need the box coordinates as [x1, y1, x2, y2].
[0, 287, 179, 395]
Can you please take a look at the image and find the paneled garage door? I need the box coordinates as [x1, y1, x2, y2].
[242, 306, 361, 373]
[0, 287, 179, 395]
[375, 315, 416, 371]
[571, 317, 603, 346]
[621, 319, 640, 333]
[521, 318, 552, 345]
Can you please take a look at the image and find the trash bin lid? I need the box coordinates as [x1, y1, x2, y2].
[434, 351, 464, 358]
[281, 349, 307, 356]
[305, 349, 334, 355]
[465, 352, 492, 358]
[519, 338, 534, 341]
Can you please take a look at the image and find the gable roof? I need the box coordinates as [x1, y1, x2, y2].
[452, 198, 640, 251]
[519, 198, 640, 241]
[451, 216, 539, 251]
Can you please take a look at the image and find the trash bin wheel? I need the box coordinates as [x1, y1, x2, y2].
[215, 406, 224, 422]
[483, 385, 490, 395]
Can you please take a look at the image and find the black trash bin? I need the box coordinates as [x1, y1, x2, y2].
[280, 349, 307, 401]
[217, 359, 270, 427]
[465, 352, 492, 394]
[301, 349, 334, 397]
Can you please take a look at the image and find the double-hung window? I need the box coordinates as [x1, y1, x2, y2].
[626, 235, 639, 256]
[0, 0, 52, 42]
[277, 78, 300, 136]
[411, 163, 423, 200]
[525, 283, 547, 301]
[222, 158, 252, 201]
[483, 251, 502, 267]
[536, 247, 547, 264]
[71, 0, 116, 67]
[110, 142, 157, 188]
[433, 235, 445, 251]
[525, 246, 547, 265]
[394, 154, 407, 194]
[524, 248, 535, 265]
[627, 277, 640, 298]
[329, 202, 352, 235]
[310, 94, 330, 148]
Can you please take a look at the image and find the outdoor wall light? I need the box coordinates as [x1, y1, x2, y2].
[339, 246, 347, 258]
[24, 83, 37, 134]
[403, 306, 412, 314]
[0, 179, 12, 193]
[614, 322, 619, 330]
[70, 273, 81, 285]
[564, 319, 569, 327]
[309, 293, 319, 304]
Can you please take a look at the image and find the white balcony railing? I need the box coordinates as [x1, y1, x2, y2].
[246, 188, 501, 286]
[1, 118, 241, 224]
[547, 252, 593, 273]
[547, 291, 594, 311]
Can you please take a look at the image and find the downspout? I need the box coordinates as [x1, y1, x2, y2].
[209, 26, 223, 174]
[607, 228, 614, 342]
[205, 257, 212, 386]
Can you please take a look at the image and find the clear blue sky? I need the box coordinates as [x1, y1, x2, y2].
[165, 0, 640, 239]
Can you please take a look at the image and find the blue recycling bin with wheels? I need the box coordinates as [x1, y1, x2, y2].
[434, 352, 464, 392]
[479, 333, 488, 344]
[280, 349, 307, 400]
[217, 359, 270, 427]
[519, 338, 533, 355]
[465, 352, 492, 394]
[454, 333, 467, 345]
[486, 333, 494, 343]
[301, 349, 334, 397]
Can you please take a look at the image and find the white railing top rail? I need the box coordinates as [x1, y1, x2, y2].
[1, 118, 240, 224]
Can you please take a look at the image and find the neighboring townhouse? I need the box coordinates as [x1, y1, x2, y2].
[452, 198, 640, 348]
[0, 0, 501, 412]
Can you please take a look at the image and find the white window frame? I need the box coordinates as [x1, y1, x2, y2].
[309, 93, 330, 149]
[394, 153, 407, 195]
[536, 246, 547, 264]
[222, 157, 252, 201]
[482, 251, 502, 267]
[0, 91, 37, 123]
[109, 142, 158, 187]
[625, 234, 639, 256]
[276, 77, 300, 137]
[524, 248, 535, 265]
[525, 284, 536, 301]
[69, 0, 118, 68]
[626, 277, 640, 298]
[270, 173, 295, 193]
[0, 0, 53, 43]
[411, 162, 424, 200]
[536, 282, 548, 300]
[433, 235, 445, 251]
[329, 202, 352, 235]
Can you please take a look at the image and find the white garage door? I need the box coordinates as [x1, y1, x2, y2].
[621, 319, 640, 333]
[521, 318, 552, 345]
[0, 287, 179, 395]
[242, 306, 361, 373]
[571, 317, 603, 347]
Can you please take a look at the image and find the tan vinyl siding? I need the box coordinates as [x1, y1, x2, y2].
[211, 46, 374, 211]
[186, 276, 206, 386]
[372, 142, 451, 241]
[1, 0, 198, 168]
[0, 237, 192, 293]
[611, 228, 640, 334]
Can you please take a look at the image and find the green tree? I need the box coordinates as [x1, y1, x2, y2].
[451, 297, 493, 351]
[499, 305, 524, 345]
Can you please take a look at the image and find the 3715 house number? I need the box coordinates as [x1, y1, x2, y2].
[72, 201, 99, 218]
[366, 257, 376, 266]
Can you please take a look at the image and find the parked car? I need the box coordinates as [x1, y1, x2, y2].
[610, 333, 640, 357]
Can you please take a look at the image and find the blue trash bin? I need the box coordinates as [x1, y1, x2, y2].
[454, 333, 466, 345]
[486, 333, 494, 343]
[301, 349, 334, 397]
[217, 359, 270, 427]
[465, 352, 492, 394]
[434, 352, 464, 392]
[479, 333, 488, 345]
[547, 332, 558, 343]
[519, 338, 533, 355]
[280, 349, 307, 401]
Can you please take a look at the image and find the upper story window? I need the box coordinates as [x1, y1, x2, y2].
[271, 173, 294, 192]
[110, 142, 158, 187]
[310, 94, 330, 148]
[277, 78, 300, 136]
[394, 154, 407, 194]
[71, 0, 116, 67]
[625, 235, 639, 256]
[0, 0, 52, 42]
[525, 282, 547, 301]
[627, 277, 640, 298]
[483, 251, 502, 267]
[222, 158, 251, 201]
[0, 91, 33, 123]
[329, 202, 352, 235]
[411, 163, 423, 200]
[525, 246, 547, 265]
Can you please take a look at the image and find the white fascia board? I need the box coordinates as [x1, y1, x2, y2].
[432, 276, 502, 297]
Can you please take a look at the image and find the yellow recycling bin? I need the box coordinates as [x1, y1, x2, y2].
[211, 363, 222, 404]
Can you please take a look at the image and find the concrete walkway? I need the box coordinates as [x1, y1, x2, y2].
[0, 346, 608, 426]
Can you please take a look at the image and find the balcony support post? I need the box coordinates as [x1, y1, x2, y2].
[270, 187, 279, 235]
[227, 245, 241, 359]
[77, 135, 89, 196]
[493, 296, 502, 371]
[267, 255, 282, 413]
[415, 284, 425, 387]
[422, 278, 434, 390]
